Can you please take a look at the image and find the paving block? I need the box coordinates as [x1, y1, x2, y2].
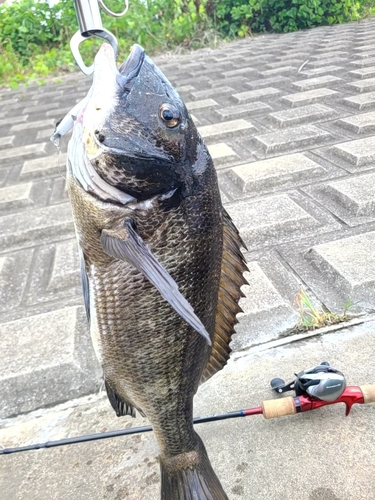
[221, 67, 258, 78]
[189, 86, 234, 100]
[0, 136, 15, 148]
[347, 77, 375, 93]
[358, 50, 375, 60]
[299, 65, 344, 77]
[10, 118, 55, 133]
[306, 232, 375, 301]
[1, 143, 47, 161]
[0, 183, 33, 211]
[214, 101, 271, 121]
[269, 104, 337, 127]
[21, 154, 67, 180]
[210, 76, 248, 88]
[23, 102, 59, 115]
[226, 194, 319, 247]
[266, 59, 305, 70]
[22, 240, 81, 310]
[0, 306, 101, 418]
[0, 249, 34, 315]
[309, 57, 347, 68]
[330, 136, 375, 167]
[245, 76, 291, 89]
[291, 75, 342, 91]
[279, 51, 311, 60]
[208, 143, 239, 167]
[311, 51, 348, 60]
[0, 203, 74, 249]
[253, 125, 332, 154]
[176, 84, 195, 93]
[281, 88, 339, 107]
[185, 99, 219, 111]
[343, 91, 375, 110]
[46, 106, 72, 119]
[353, 43, 375, 53]
[36, 128, 54, 141]
[47, 240, 80, 292]
[198, 119, 256, 141]
[259, 66, 297, 77]
[227, 153, 325, 193]
[350, 57, 375, 68]
[0, 97, 19, 106]
[31, 90, 64, 101]
[232, 263, 299, 349]
[232, 87, 281, 104]
[336, 111, 375, 134]
[349, 66, 375, 78]
[324, 173, 375, 216]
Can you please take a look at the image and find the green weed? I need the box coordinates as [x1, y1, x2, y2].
[293, 289, 358, 331]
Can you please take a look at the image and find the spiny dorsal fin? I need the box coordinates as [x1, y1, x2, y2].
[200, 208, 248, 384]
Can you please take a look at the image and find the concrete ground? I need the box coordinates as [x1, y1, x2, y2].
[1, 15, 375, 500]
[1, 321, 374, 499]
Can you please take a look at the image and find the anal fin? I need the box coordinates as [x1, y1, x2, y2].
[105, 381, 141, 418]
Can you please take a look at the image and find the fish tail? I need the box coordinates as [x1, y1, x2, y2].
[160, 433, 228, 500]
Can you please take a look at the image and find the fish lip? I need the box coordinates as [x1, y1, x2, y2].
[118, 44, 145, 80]
[92, 43, 145, 88]
[93, 43, 118, 82]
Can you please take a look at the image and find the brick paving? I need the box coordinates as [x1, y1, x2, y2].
[2, 18, 375, 418]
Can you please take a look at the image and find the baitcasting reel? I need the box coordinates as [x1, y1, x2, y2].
[270, 362, 347, 402]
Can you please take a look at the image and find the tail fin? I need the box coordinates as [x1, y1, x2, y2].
[160, 433, 228, 500]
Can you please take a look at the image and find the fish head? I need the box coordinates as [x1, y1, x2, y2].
[82, 43, 203, 200]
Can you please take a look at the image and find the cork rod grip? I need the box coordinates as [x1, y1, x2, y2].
[262, 396, 296, 419]
[360, 385, 375, 404]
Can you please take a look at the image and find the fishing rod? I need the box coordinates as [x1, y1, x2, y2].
[70, 0, 129, 75]
[1, 363, 374, 456]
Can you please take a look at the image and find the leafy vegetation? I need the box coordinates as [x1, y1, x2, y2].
[216, 0, 364, 37]
[0, 0, 374, 87]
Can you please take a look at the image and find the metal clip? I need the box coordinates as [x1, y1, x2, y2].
[98, 0, 129, 18]
[71, 0, 128, 75]
[70, 29, 118, 75]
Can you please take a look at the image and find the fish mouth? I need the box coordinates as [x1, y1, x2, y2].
[86, 44, 147, 155]
[119, 44, 145, 80]
[92, 43, 145, 94]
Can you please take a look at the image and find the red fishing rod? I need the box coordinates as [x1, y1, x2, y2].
[1, 362, 374, 455]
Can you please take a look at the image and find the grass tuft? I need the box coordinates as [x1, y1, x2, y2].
[293, 289, 359, 331]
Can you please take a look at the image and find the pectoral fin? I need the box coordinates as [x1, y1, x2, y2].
[100, 221, 211, 345]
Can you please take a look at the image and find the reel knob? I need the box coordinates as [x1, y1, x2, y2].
[270, 378, 285, 393]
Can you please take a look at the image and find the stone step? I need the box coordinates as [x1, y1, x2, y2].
[281, 88, 340, 108]
[0, 306, 100, 418]
[269, 104, 338, 127]
[306, 232, 375, 302]
[253, 125, 333, 154]
[227, 153, 325, 193]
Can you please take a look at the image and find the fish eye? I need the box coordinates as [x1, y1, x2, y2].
[159, 104, 180, 128]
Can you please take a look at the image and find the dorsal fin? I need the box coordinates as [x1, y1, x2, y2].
[200, 208, 248, 384]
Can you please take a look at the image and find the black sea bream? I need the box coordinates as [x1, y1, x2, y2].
[65, 43, 247, 500]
